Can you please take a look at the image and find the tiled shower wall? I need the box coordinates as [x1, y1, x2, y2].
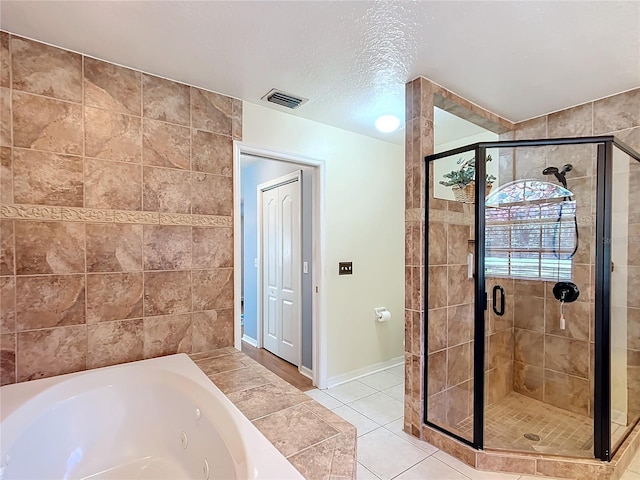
[506, 88, 640, 419]
[0, 32, 241, 385]
[406, 77, 640, 445]
[404, 76, 513, 439]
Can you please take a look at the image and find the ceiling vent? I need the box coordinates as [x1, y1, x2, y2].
[262, 89, 308, 109]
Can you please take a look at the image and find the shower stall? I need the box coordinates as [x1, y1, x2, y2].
[424, 136, 640, 461]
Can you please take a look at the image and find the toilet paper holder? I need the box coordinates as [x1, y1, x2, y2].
[374, 307, 391, 322]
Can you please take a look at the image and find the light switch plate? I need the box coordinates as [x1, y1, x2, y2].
[339, 262, 353, 275]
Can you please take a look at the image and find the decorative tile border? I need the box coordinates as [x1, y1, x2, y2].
[1, 204, 62, 221]
[1, 204, 232, 227]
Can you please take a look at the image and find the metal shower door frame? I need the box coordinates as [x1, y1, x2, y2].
[424, 135, 640, 461]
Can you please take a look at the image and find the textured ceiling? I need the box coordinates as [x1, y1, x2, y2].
[1, 1, 638, 145]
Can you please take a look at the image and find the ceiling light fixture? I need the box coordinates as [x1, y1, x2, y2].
[375, 115, 400, 133]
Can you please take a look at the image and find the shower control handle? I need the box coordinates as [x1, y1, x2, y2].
[492, 285, 505, 317]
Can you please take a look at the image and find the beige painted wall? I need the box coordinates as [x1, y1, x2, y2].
[242, 102, 405, 384]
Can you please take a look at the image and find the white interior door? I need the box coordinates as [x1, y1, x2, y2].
[260, 173, 301, 365]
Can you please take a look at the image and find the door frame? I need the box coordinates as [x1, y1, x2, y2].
[257, 170, 302, 365]
[233, 141, 327, 388]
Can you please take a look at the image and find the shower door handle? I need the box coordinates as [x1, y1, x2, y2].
[492, 285, 505, 317]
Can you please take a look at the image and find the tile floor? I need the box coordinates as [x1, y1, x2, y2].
[307, 363, 640, 480]
[457, 392, 593, 457]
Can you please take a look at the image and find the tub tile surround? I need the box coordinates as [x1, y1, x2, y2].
[0, 31, 242, 385]
[190, 348, 357, 480]
[407, 76, 640, 478]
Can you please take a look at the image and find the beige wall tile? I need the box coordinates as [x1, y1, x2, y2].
[191, 87, 232, 135]
[630, 170, 640, 214]
[447, 265, 473, 306]
[0, 87, 10, 146]
[17, 325, 86, 381]
[514, 296, 545, 332]
[428, 222, 447, 266]
[143, 270, 191, 316]
[617, 126, 640, 152]
[547, 103, 593, 138]
[427, 307, 446, 353]
[544, 297, 590, 341]
[515, 116, 546, 140]
[15, 221, 85, 274]
[143, 224, 191, 270]
[0, 332, 15, 385]
[628, 308, 640, 350]
[192, 227, 233, 269]
[191, 172, 232, 216]
[11, 36, 81, 102]
[192, 309, 233, 352]
[12, 92, 83, 154]
[514, 329, 544, 366]
[486, 362, 512, 405]
[231, 98, 242, 140]
[488, 329, 513, 369]
[192, 268, 233, 311]
[86, 223, 143, 272]
[0, 277, 15, 333]
[143, 166, 191, 213]
[0, 146, 11, 204]
[13, 149, 83, 206]
[0, 219, 14, 275]
[447, 304, 472, 347]
[427, 350, 446, 395]
[411, 266, 423, 311]
[87, 318, 143, 368]
[0, 32, 9, 88]
[447, 224, 470, 265]
[446, 380, 471, 425]
[513, 361, 543, 400]
[16, 274, 85, 330]
[545, 335, 589, 378]
[544, 369, 589, 416]
[142, 118, 190, 170]
[85, 158, 142, 210]
[447, 342, 471, 387]
[594, 88, 640, 134]
[143, 313, 192, 358]
[191, 129, 232, 175]
[3, 34, 239, 383]
[84, 58, 141, 115]
[86, 272, 143, 323]
[629, 266, 640, 308]
[85, 106, 141, 163]
[142, 74, 190, 126]
[427, 266, 447, 309]
[411, 310, 422, 355]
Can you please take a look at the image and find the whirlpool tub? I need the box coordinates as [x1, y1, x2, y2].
[0, 354, 303, 480]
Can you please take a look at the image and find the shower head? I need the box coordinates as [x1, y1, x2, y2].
[542, 164, 571, 189]
[561, 164, 573, 174]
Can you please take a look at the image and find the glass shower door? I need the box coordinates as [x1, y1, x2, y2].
[425, 148, 476, 445]
[483, 143, 597, 457]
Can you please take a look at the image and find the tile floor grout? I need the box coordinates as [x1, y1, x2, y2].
[306, 364, 640, 480]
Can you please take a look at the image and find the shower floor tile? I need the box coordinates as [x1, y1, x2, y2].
[456, 392, 594, 457]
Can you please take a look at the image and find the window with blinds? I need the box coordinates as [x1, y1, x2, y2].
[485, 201, 576, 281]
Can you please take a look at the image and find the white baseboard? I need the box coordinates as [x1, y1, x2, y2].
[325, 356, 404, 389]
[241, 334, 258, 347]
[299, 365, 313, 381]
